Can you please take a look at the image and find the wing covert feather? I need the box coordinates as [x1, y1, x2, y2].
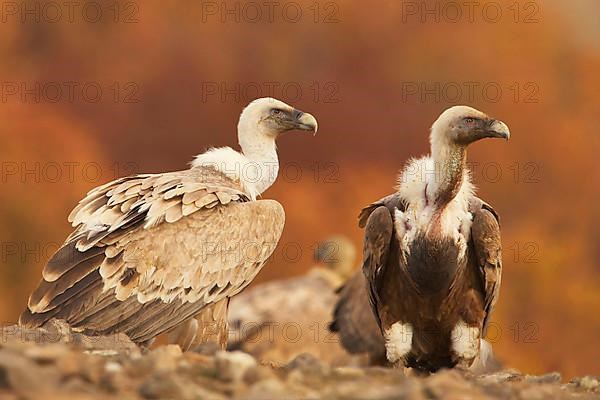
[470, 199, 502, 333]
[330, 271, 385, 357]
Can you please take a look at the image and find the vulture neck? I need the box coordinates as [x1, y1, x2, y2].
[238, 125, 280, 197]
[431, 143, 467, 209]
[191, 129, 278, 200]
[425, 141, 468, 238]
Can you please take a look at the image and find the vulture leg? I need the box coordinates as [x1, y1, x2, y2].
[167, 298, 230, 351]
[168, 318, 199, 351]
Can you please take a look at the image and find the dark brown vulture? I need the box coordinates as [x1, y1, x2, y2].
[331, 106, 507, 373]
[19, 98, 318, 347]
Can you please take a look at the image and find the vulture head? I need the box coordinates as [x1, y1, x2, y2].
[238, 97, 318, 143]
[315, 235, 357, 280]
[430, 105, 510, 152]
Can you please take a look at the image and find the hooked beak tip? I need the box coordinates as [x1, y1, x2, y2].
[490, 120, 510, 140]
[296, 112, 318, 135]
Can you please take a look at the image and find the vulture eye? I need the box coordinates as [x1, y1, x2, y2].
[271, 109, 284, 116]
[464, 117, 476, 126]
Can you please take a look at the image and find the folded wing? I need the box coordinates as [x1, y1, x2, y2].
[469, 198, 502, 333]
[20, 166, 285, 344]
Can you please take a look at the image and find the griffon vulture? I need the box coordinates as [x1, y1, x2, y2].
[19, 97, 318, 347]
[331, 106, 507, 372]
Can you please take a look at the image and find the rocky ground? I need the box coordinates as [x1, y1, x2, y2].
[0, 323, 598, 400]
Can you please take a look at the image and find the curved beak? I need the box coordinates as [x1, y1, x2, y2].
[293, 110, 318, 135]
[486, 119, 510, 140]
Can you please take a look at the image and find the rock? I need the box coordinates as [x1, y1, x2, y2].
[284, 353, 331, 376]
[180, 351, 217, 380]
[42, 319, 72, 340]
[24, 343, 69, 364]
[98, 360, 130, 393]
[241, 378, 316, 400]
[75, 332, 140, 357]
[0, 324, 66, 346]
[0, 351, 36, 390]
[194, 342, 222, 356]
[243, 361, 278, 385]
[570, 375, 600, 392]
[0, 331, 597, 399]
[0, 323, 141, 359]
[183, 350, 214, 366]
[147, 345, 182, 373]
[189, 386, 229, 400]
[284, 353, 334, 390]
[139, 370, 226, 400]
[139, 372, 195, 400]
[59, 376, 96, 394]
[56, 352, 87, 377]
[477, 369, 524, 385]
[104, 361, 123, 374]
[0, 349, 59, 392]
[333, 366, 366, 379]
[215, 351, 257, 383]
[519, 384, 561, 400]
[525, 372, 561, 384]
[364, 366, 396, 378]
[424, 370, 491, 399]
[240, 378, 290, 400]
[77, 356, 106, 385]
[329, 379, 423, 400]
[126, 344, 183, 382]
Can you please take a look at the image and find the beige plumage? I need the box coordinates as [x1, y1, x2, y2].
[168, 298, 230, 351]
[20, 97, 318, 346]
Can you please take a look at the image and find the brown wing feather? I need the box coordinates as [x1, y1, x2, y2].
[358, 193, 404, 228]
[43, 241, 105, 281]
[20, 272, 105, 328]
[330, 271, 385, 359]
[330, 194, 405, 360]
[76, 294, 143, 331]
[469, 198, 502, 333]
[126, 300, 211, 343]
[29, 253, 105, 311]
[361, 206, 395, 328]
[26, 167, 244, 316]
[20, 166, 283, 347]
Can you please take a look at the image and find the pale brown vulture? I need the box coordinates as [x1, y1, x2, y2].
[331, 106, 507, 372]
[19, 97, 318, 347]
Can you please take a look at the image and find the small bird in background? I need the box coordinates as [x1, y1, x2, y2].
[331, 106, 507, 373]
[20, 98, 318, 349]
[185, 236, 362, 365]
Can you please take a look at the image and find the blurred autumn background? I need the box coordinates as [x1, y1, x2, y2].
[0, 0, 598, 379]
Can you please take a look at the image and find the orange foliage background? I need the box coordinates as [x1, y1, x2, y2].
[0, 0, 598, 378]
